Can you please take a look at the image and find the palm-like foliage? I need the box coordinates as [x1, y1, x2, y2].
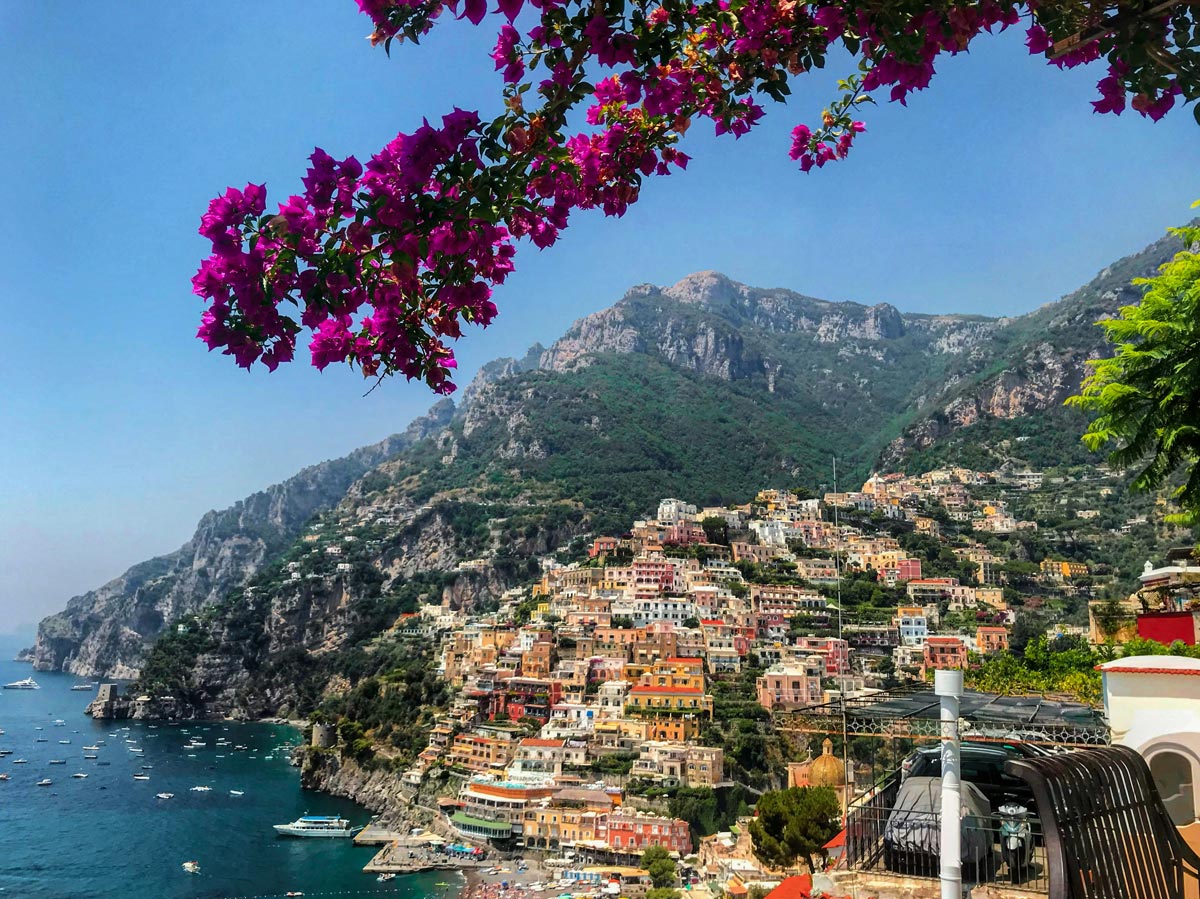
[1070, 208, 1200, 525]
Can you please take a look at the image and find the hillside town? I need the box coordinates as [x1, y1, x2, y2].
[287, 464, 1200, 898]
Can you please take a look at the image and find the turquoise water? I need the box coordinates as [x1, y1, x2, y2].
[0, 638, 453, 899]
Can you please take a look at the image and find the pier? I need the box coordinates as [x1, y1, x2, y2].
[359, 831, 492, 875]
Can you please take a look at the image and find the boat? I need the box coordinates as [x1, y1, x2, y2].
[129, 748, 144, 754]
[96, 761, 111, 766]
[230, 790, 244, 796]
[58, 739, 71, 745]
[190, 785, 211, 792]
[435, 882, 450, 887]
[377, 874, 396, 883]
[0, 773, 9, 781]
[70, 683, 96, 691]
[53, 719, 66, 726]
[71, 773, 88, 779]
[286, 893, 304, 897]
[83, 754, 98, 759]
[12, 759, 27, 764]
[48, 759, 66, 765]
[3, 677, 39, 690]
[37, 778, 52, 786]
[182, 861, 200, 874]
[156, 792, 174, 799]
[82, 745, 100, 751]
[35, 737, 47, 742]
[133, 774, 150, 781]
[272, 815, 362, 838]
[141, 765, 153, 770]
[0, 749, 11, 756]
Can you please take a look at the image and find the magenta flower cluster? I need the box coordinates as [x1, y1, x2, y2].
[193, 0, 1195, 391]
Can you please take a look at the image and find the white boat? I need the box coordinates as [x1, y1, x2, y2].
[58, 740, 71, 745]
[82, 745, 100, 751]
[53, 719, 66, 726]
[72, 773, 88, 779]
[133, 774, 150, 781]
[12, 759, 27, 764]
[129, 748, 144, 754]
[35, 737, 47, 743]
[156, 792, 174, 799]
[48, 759, 66, 765]
[0, 773, 9, 781]
[83, 754, 98, 759]
[71, 683, 96, 691]
[230, 790, 244, 796]
[3, 677, 39, 690]
[36, 778, 52, 786]
[182, 860, 200, 874]
[377, 873, 396, 883]
[273, 815, 362, 838]
[190, 785, 212, 792]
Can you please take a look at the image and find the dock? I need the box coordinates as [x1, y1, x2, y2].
[354, 824, 413, 846]
[359, 830, 493, 875]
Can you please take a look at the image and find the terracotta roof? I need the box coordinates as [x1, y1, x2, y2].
[1097, 655, 1200, 674]
[824, 828, 846, 849]
[663, 657, 704, 664]
[764, 875, 812, 899]
[521, 738, 566, 748]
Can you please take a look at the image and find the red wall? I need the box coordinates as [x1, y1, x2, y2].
[1137, 612, 1197, 646]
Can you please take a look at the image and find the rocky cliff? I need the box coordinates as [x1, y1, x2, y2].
[30, 401, 455, 678]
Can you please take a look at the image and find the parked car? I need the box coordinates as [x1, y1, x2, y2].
[883, 776, 995, 881]
[900, 742, 1048, 812]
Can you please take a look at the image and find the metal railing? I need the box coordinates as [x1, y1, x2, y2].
[845, 775, 1051, 893]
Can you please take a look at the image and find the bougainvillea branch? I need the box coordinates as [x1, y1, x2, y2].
[194, 0, 1199, 393]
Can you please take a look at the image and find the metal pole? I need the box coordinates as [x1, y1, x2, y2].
[935, 669, 963, 899]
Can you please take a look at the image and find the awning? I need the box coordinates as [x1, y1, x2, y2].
[450, 812, 512, 836]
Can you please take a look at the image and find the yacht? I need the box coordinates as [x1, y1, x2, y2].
[36, 778, 52, 786]
[230, 789, 245, 796]
[12, 759, 27, 764]
[132, 773, 150, 781]
[3, 677, 39, 690]
[273, 815, 361, 838]
[155, 792, 174, 800]
[71, 683, 97, 691]
[190, 785, 212, 792]
[82, 745, 100, 751]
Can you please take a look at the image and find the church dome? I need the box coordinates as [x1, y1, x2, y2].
[808, 738, 845, 788]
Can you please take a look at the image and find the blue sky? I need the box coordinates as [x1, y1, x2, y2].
[0, 2, 1196, 634]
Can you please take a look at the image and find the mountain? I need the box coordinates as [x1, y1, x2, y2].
[27, 225, 1186, 687]
[26, 402, 455, 676]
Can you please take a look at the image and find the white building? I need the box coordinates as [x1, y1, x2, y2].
[1101, 655, 1200, 825]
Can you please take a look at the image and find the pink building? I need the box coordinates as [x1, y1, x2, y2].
[602, 812, 692, 855]
[756, 662, 824, 711]
[922, 636, 967, 676]
[794, 636, 851, 675]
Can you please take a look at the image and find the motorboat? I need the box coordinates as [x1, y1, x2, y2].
[58, 740, 71, 745]
[3, 678, 39, 689]
[72, 773, 88, 779]
[12, 759, 27, 764]
[129, 747, 144, 754]
[190, 785, 212, 792]
[0, 773, 9, 781]
[133, 774, 150, 781]
[82, 745, 100, 751]
[48, 760, 66, 765]
[71, 683, 96, 691]
[37, 778, 52, 786]
[182, 861, 200, 874]
[377, 874, 396, 883]
[156, 792, 174, 799]
[230, 790, 244, 796]
[35, 737, 47, 743]
[53, 719, 66, 726]
[83, 754, 98, 760]
[273, 815, 362, 838]
[141, 765, 153, 770]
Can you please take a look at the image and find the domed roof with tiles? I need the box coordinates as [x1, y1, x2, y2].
[808, 738, 844, 787]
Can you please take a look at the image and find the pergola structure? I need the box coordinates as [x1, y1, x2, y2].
[775, 684, 1110, 748]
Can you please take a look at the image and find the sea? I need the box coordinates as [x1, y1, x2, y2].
[0, 636, 456, 899]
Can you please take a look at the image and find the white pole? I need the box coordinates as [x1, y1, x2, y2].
[935, 669, 963, 899]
